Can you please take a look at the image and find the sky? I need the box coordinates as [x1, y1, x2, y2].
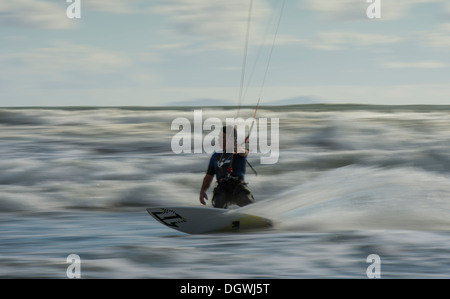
[1, 0, 450, 107]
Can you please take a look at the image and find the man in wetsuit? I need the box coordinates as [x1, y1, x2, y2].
[199, 125, 254, 209]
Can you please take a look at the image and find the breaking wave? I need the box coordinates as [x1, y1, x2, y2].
[1, 105, 449, 232]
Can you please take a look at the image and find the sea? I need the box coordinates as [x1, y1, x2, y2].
[1, 104, 450, 279]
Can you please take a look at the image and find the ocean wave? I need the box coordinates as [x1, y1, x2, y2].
[0, 106, 449, 229]
[0, 109, 48, 125]
[242, 166, 450, 232]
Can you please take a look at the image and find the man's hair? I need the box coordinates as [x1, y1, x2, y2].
[222, 125, 237, 140]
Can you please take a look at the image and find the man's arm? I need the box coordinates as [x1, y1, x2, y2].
[237, 144, 248, 157]
[199, 174, 214, 205]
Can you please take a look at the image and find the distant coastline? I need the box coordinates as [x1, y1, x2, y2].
[3, 103, 450, 113]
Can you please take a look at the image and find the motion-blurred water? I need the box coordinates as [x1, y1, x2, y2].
[1, 105, 450, 278]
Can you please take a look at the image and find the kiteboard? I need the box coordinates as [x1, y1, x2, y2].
[146, 206, 273, 234]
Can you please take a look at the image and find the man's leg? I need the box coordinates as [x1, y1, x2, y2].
[212, 185, 229, 209]
[232, 183, 255, 207]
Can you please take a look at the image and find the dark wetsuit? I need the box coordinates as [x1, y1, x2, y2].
[206, 152, 254, 209]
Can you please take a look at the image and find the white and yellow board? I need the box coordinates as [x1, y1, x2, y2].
[146, 206, 273, 234]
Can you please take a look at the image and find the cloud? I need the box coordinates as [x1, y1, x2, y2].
[1, 42, 130, 74]
[0, 0, 73, 29]
[83, 0, 151, 14]
[304, 0, 368, 20]
[298, 31, 404, 50]
[383, 60, 449, 69]
[151, 0, 276, 52]
[0, 41, 164, 106]
[304, 0, 443, 20]
[0, 42, 133, 93]
[421, 23, 450, 49]
[0, 0, 157, 29]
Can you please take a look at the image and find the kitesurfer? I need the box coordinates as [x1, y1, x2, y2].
[199, 125, 254, 209]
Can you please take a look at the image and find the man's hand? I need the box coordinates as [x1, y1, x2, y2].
[199, 191, 208, 205]
[237, 144, 248, 157]
[199, 174, 213, 205]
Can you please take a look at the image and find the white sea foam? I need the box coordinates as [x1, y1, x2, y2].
[1, 105, 450, 279]
[0, 106, 449, 231]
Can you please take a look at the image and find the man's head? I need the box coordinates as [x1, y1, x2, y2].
[218, 125, 237, 152]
